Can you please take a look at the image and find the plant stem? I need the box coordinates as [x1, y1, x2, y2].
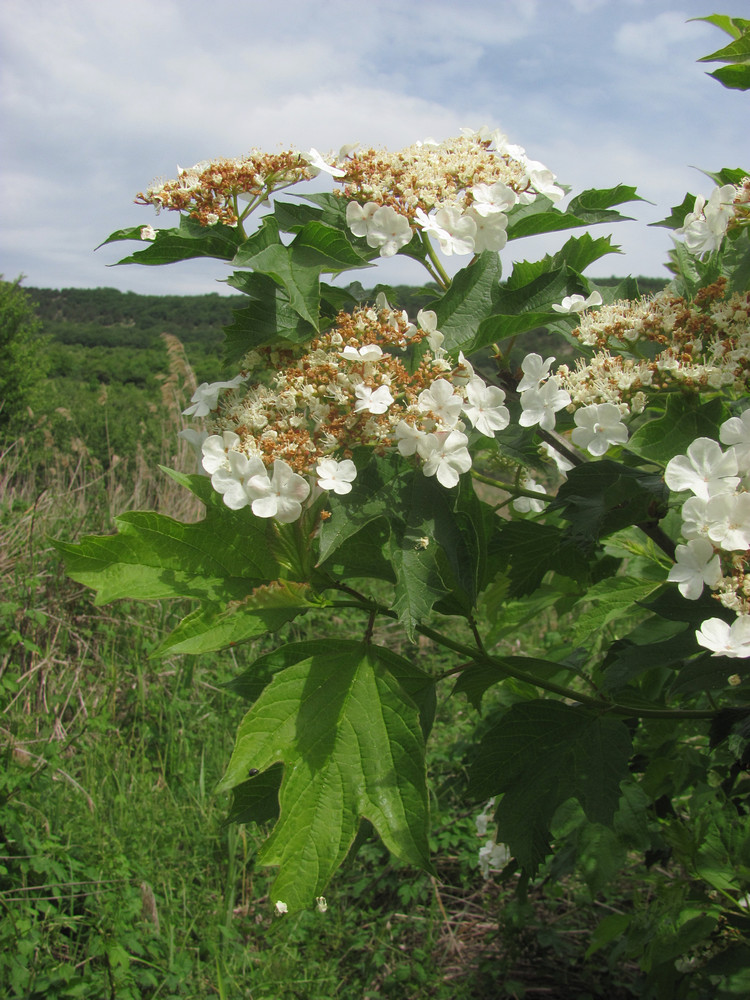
[325, 582, 714, 719]
[419, 232, 451, 289]
[471, 469, 550, 502]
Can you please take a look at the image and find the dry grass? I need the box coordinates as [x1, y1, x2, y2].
[0, 334, 205, 733]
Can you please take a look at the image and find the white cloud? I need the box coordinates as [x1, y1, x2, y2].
[614, 11, 702, 62]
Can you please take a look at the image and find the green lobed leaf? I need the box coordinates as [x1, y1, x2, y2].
[231, 242, 321, 328]
[152, 582, 318, 657]
[550, 461, 669, 547]
[54, 474, 302, 653]
[600, 617, 692, 694]
[389, 537, 448, 641]
[216, 640, 434, 911]
[231, 220, 373, 329]
[665, 239, 724, 295]
[465, 247, 621, 354]
[698, 34, 750, 64]
[387, 469, 487, 637]
[724, 226, 750, 294]
[568, 577, 662, 648]
[504, 234, 620, 290]
[505, 185, 640, 241]
[103, 217, 245, 265]
[490, 520, 590, 597]
[650, 192, 697, 232]
[318, 518, 396, 585]
[701, 166, 750, 186]
[628, 393, 728, 464]
[317, 453, 406, 565]
[691, 15, 750, 39]
[272, 199, 325, 233]
[222, 285, 316, 362]
[667, 654, 742, 699]
[430, 252, 502, 354]
[227, 639, 436, 739]
[56, 505, 279, 605]
[453, 655, 583, 711]
[709, 62, 750, 89]
[470, 310, 558, 352]
[226, 764, 284, 827]
[470, 700, 632, 873]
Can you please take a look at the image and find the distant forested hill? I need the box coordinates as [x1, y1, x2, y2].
[28, 276, 667, 356]
[27, 287, 233, 350]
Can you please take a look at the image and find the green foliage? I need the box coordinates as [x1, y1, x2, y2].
[694, 14, 750, 90]
[0, 277, 48, 433]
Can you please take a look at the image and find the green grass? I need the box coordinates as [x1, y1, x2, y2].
[0, 378, 668, 1000]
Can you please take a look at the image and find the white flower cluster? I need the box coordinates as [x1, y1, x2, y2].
[675, 178, 750, 255]
[180, 300, 512, 521]
[557, 281, 750, 413]
[665, 412, 750, 659]
[336, 127, 564, 258]
[136, 149, 316, 227]
[516, 351, 630, 455]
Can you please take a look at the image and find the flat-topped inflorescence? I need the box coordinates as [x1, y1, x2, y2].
[135, 150, 315, 226]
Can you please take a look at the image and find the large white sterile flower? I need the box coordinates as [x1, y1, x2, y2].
[316, 458, 357, 495]
[418, 429, 472, 488]
[353, 384, 393, 414]
[470, 181, 518, 215]
[518, 378, 571, 432]
[452, 351, 475, 387]
[341, 344, 383, 362]
[417, 309, 439, 334]
[478, 840, 511, 879]
[201, 431, 242, 475]
[519, 159, 565, 203]
[664, 438, 739, 499]
[395, 420, 426, 456]
[183, 375, 246, 417]
[463, 379, 510, 436]
[365, 206, 413, 256]
[465, 206, 508, 252]
[513, 479, 547, 514]
[346, 201, 379, 237]
[571, 403, 628, 456]
[517, 353, 555, 392]
[416, 207, 476, 255]
[417, 379, 463, 427]
[696, 616, 750, 658]
[541, 441, 574, 474]
[680, 496, 711, 539]
[211, 451, 267, 510]
[720, 410, 750, 470]
[179, 428, 209, 466]
[676, 184, 736, 254]
[668, 538, 722, 599]
[460, 125, 525, 160]
[248, 459, 310, 522]
[705, 493, 750, 551]
[551, 291, 603, 314]
[305, 148, 347, 177]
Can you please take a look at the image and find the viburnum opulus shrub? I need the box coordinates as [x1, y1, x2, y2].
[59, 15, 750, 989]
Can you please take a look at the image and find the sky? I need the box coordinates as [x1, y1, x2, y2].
[1, 0, 747, 297]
